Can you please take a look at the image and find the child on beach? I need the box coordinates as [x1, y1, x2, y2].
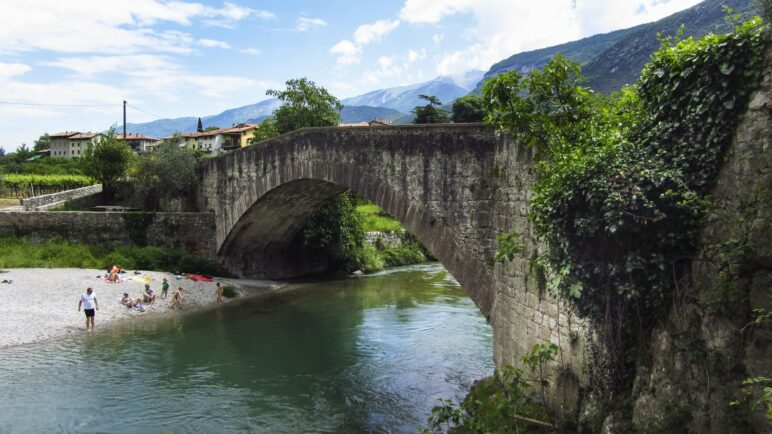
[143, 284, 156, 304]
[215, 282, 223, 304]
[161, 278, 169, 299]
[171, 287, 183, 310]
[121, 292, 132, 308]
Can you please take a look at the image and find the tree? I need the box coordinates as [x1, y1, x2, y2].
[197, 117, 203, 133]
[12, 144, 34, 163]
[252, 117, 280, 143]
[33, 134, 51, 152]
[266, 77, 343, 134]
[299, 191, 365, 273]
[82, 127, 133, 201]
[412, 94, 450, 124]
[130, 140, 197, 210]
[452, 94, 485, 123]
[0, 147, 5, 158]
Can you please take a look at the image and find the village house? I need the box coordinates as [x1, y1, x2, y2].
[164, 123, 259, 154]
[49, 131, 105, 159]
[116, 133, 160, 153]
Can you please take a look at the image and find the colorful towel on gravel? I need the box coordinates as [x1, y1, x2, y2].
[131, 275, 152, 284]
[187, 274, 213, 282]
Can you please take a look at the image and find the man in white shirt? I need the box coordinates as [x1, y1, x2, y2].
[77, 287, 99, 331]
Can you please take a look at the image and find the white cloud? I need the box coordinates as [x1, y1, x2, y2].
[574, 0, 703, 35]
[399, 0, 702, 76]
[330, 40, 362, 65]
[198, 38, 231, 49]
[0, 62, 32, 78]
[364, 55, 404, 84]
[0, 0, 270, 55]
[399, 0, 472, 23]
[331, 19, 400, 66]
[40, 54, 271, 102]
[432, 34, 444, 45]
[46, 54, 176, 77]
[353, 19, 400, 45]
[240, 48, 262, 55]
[361, 49, 428, 85]
[296, 17, 327, 31]
[407, 49, 426, 62]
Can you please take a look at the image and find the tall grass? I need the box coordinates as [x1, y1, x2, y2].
[0, 237, 231, 276]
[355, 202, 404, 232]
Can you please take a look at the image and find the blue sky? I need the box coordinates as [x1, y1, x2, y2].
[0, 0, 702, 149]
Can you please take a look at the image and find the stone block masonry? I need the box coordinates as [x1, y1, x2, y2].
[196, 123, 586, 408]
[21, 184, 102, 211]
[0, 212, 216, 258]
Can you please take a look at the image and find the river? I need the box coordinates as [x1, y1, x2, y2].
[0, 263, 493, 433]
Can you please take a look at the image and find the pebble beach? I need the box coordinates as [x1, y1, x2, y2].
[0, 268, 284, 349]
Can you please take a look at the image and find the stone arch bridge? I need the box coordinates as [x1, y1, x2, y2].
[196, 124, 582, 373]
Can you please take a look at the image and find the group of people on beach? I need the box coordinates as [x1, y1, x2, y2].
[78, 272, 228, 331]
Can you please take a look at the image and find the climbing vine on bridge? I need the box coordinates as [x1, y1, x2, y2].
[484, 17, 767, 390]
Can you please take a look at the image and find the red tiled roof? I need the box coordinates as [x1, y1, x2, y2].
[69, 132, 102, 139]
[50, 131, 79, 138]
[117, 133, 159, 141]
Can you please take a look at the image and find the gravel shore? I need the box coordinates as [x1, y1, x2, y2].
[0, 268, 284, 349]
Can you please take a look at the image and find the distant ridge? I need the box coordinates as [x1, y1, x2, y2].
[342, 70, 484, 113]
[472, 0, 758, 94]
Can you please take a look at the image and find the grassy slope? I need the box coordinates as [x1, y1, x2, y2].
[0, 238, 229, 276]
[354, 202, 429, 272]
[356, 203, 405, 232]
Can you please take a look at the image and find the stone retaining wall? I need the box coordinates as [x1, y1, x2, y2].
[0, 212, 216, 258]
[21, 184, 102, 211]
[364, 231, 404, 248]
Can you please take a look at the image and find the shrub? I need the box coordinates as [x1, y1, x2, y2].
[221, 285, 237, 298]
[0, 238, 231, 276]
[355, 244, 385, 273]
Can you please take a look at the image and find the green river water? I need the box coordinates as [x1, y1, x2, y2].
[0, 263, 493, 433]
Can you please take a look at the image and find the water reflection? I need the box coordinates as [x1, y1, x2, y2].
[0, 263, 492, 433]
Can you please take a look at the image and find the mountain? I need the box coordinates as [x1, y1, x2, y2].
[125, 99, 280, 139]
[125, 71, 483, 137]
[473, 0, 758, 94]
[343, 70, 484, 113]
[582, 0, 758, 93]
[340, 106, 403, 123]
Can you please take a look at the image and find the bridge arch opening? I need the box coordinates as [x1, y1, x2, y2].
[218, 175, 494, 319]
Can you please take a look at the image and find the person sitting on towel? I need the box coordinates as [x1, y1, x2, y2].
[120, 292, 133, 308]
[143, 284, 156, 304]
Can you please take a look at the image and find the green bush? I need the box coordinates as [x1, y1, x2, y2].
[301, 191, 366, 273]
[0, 237, 231, 276]
[355, 244, 385, 273]
[425, 343, 559, 433]
[379, 236, 427, 267]
[0, 157, 84, 176]
[221, 284, 237, 298]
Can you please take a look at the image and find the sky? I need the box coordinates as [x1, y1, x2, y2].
[0, 0, 703, 149]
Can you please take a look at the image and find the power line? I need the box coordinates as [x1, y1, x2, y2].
[126, 103, 167, 120]
[0, 100, 116, 107]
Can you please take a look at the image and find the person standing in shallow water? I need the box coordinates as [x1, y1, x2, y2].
[78, 287, 99, 331]
[215, 282, 223, 305]
[171, 287, 183, 310]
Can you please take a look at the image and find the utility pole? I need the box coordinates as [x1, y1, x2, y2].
[123, 100, 127, 141]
